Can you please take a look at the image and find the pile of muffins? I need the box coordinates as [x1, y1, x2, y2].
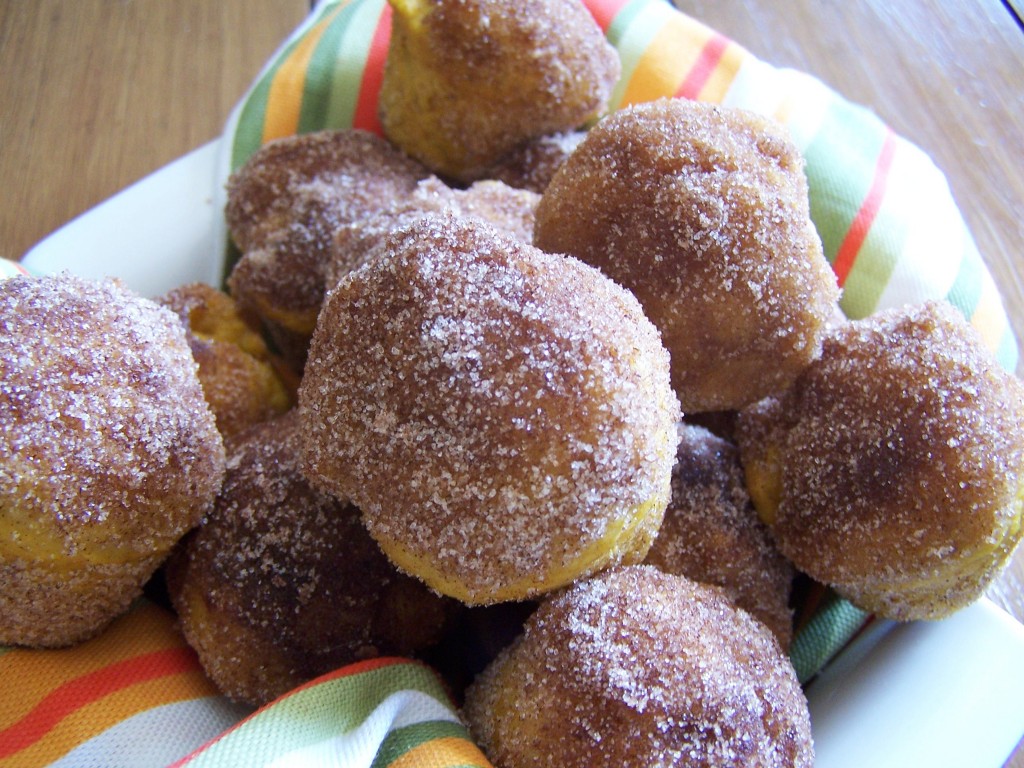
[3, 1, 1023, 766]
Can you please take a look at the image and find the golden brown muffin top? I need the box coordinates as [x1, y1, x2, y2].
[327, 176, 539, 289]
[225, 129, 429, 323]
[534, 97, 839, 412]
[379, 0, 620, 181]
[186, 412, 451, 663]
[737, 300, 1024, 619]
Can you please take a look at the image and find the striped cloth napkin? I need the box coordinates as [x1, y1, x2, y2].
[4, 0, 1020, 765]
[0, 602, 247, 767]
[0, 601, 487, 768]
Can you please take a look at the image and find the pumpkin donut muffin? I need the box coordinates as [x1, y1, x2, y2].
[225, 129, 430, 365]
[167, 412, 455, 706]
[534, 97, 840, 412]
[736, 300, 1024, 620]
[483, 130, 588, 193]
[378, 0, 619, 182]
[299, 213, 680, 605]
[156, 282, 294, 439]
[325, 176, 540, 290]
[0, 273, 225, 647]
[463, 565, 813, 768]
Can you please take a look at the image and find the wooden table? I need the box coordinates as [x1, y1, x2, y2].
[2, 1, 1023, 764]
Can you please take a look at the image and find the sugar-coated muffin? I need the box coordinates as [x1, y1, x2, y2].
[167, 411, 457, 706]
[483, 130, 588, 193]
[156, 282, 294, 439]
[326, 176, 539, 290]
[300, 213, 680, 605]
[463, 565, 813, 768]
[644, 423, 795, 648]
[225, 129, 429, 365]
[0, 273, 225, 647]
[378, 0, 619, 182]
[737, 300, 1024, 620]
[534, 97, 840, 412]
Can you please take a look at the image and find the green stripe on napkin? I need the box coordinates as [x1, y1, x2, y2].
[789, 592, 872, 684]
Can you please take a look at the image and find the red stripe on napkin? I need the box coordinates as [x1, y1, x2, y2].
[675, 32, 730, 100]
[352, 2, 392, 134]
[832, 128, 897, 286]
[585, 0, 633, 33]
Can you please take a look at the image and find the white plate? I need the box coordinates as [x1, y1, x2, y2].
[21, 144, 1024, 768]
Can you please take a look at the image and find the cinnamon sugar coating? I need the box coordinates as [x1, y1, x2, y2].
[225, 129, 429, 363]
[644, 423, 795, 648]
[736, 300, 1024, 620]
[0, 274, 225, 647]
[299, 213, 680, 605]
[167, 411, 456, 706]
[378, 0, 619, 182]
[534, 98, 840, 412]
[463, 565, 813, 768]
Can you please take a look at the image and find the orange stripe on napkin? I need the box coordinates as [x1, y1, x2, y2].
[621, 15, 741, 108]
[4, 673, 218, 768]
[621, 12, 705, 105]
[832, 127, 897, 286]
[263, 4, 346, 143]
[0, 647, 198, 760]
[971, 272, 1011, 353]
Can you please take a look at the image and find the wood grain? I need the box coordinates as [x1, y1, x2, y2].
[0, 0, 308, 261]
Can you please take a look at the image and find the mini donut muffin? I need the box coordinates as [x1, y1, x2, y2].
[534, 97, 840, 413]
[300, 213, 681, 605]
[378, 0, 620, 182]
[0, 273, 225, 647]
[166, 411, 457, 707]
[463, 565, 813, 768]
[326, 177, 540, 288]
[644, 423, 795, 648]
[483, 130, 588, 193]
[156, 282, 294, 439]
[736, 300, 1024, 621]
[225, 129, 430, 363]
